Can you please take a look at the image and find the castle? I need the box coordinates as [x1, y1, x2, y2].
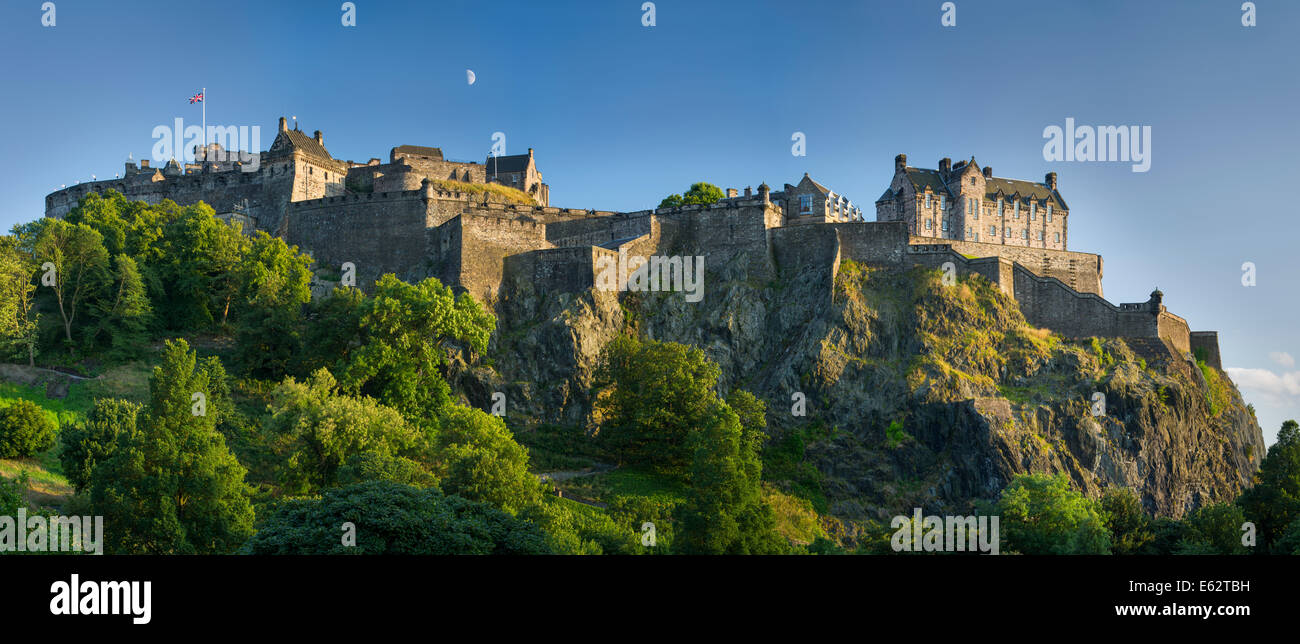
[43, 118, 1222, 371]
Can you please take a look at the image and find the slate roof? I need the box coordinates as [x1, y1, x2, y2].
[269, 128, 335, 163]
[392, 145, 444, 160]
[485, 154, 531, 174]
[890, 166, 1066, 210]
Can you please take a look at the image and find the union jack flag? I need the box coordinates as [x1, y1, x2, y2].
[189, 92, 204, 104]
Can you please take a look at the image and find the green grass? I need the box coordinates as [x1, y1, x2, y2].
[556, 466, 688, 504]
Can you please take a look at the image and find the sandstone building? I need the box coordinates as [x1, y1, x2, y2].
[43, 120, 1222, 370]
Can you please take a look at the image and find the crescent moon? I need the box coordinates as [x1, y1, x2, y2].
[467, 70, 476, 85]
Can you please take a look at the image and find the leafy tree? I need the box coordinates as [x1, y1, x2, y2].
[296, 285, 366, 376]
[592, 335, 722, 472]
[994, 473, 1111, 554]
[1238, 419, 1300, 550]
[87, 339, 254, 553]
[86, 254, 152, 358]
[0, 235, 38, 365]
[0, 400, 57, 458]
[152, 205, 247, 332]
[430, 405, 540, 515]
[264, 368, 426, 496]
[1271, 516, 1300, 555]
[242, 481, 552, 555]
[231, 232, 313, 377]
[58, 398, 141, 492]
[0, 471, 30, 516]
[676, 402, 786, 554]
[341, 274, 494, 422]
[658, 182, 725, 209]
[1176, 503, 1250, 555]
[1100, 487, 1154, 555]
[33, 219, 110, 348]
[336, 452, 439, 489]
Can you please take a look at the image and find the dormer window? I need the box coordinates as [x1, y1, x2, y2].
[1030, 202, 1036, 220]
[1013, 202, 1020, 218]
[925, 194, 931, 209]
[997, 198, 1003, 215]
[1046, 204, 1053, 222]
[799, 194, 812, 214]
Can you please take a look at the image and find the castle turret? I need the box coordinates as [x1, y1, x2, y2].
[758, 182, 770, 204]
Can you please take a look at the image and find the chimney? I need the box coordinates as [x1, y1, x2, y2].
[744, 186, 752, 198]
[1045, 172, 1057, 190]
[140, 159, 150, 169]
[279, 117, 288, 133]
[528, 147, 534, 158]
[894, 154, 907, 172]
[726, 188, 738, 198]
[758, 182, 770, 204]
[982, 166, 992, 179]
[939, 157, 951, 174]
[314, 130, 323, 145]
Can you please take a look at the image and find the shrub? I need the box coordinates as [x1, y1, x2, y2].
[0, 399, 57, 458]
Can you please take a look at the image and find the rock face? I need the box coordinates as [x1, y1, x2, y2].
[454, 248, 1264, 522]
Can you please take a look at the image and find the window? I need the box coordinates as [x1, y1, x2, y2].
[926, 219, 932, 230]
[1004, 227, 1011, 238]
[1013, 202, 1020, 219]
[799, 194, 812, 214]
[970, 177, 976, 186]
[1037, 230, 1044, 241]
[1054, 232, 1061, 243]
[1030, 202, 1036, 220]
[925, 194, 931, 208]
[940, 196, 946, 210]
[942, 219, 949, 232]
[1046, 204, 1053, 222]
[1022, 229, 1028, 239]
[997, 198, 1003, 215]
[989, 225, 996, 236]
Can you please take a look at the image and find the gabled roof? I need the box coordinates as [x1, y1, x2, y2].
[903, 168, 953, 197]
[796, 172, 831, 194]
[268, 128, 334, 163]
[485, 153, 531, 174]
[985, 177, 1065, 209]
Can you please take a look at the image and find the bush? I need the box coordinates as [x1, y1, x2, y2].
[0, 399, 57, 458]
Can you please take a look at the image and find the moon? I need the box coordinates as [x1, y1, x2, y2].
[466, 69, 476, 85]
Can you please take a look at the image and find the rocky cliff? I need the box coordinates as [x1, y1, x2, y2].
[454, 251, 1265, 524]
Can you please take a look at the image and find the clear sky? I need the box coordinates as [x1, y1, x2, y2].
[1, 0, 1296, 443]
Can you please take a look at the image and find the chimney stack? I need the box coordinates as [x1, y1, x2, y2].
[528, 147, 534, 158]
[279, 117, 288, 133]
[894, 153, 907, 172]
[1045, 172, 1057, 190]
[758, 182, 770, 204]
[744, 186, 752, 198]
[314, 130, 323, 145]
[939, 157, 951, 174]
[726, 188, 738, 198]
[982, 166, 992, 179]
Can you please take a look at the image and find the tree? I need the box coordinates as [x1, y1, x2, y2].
[87, 339, 254, 553]
[0, 400, 57, 458]
[1238, 420, 1300, 550]
[1176, 503, 1250, 555]
[0, 235, 38, 365]
[994, 473, 1111, 555]
[231, 232, 313, 377]
[59, 398, 141, 492]
[1100, 487, 1154, 555]
[33, 219, 110, 348]
[296, 285, 366, 376]
[86, 254, 152, 358]
[264, 368, 427, 496]
[341, 274, 495, 422]
[152, 205, 247, 332]
[675, 402, 786, 554]
[658, 182, 725, 209]
[592, 335, 721, 472]
[242, 481, 552, 555]
[430, 405, 540, 515]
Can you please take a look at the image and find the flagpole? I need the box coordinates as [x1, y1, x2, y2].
[201, 87, 206, 154]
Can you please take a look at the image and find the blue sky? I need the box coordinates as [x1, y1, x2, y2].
[1, 0, 1296, 443]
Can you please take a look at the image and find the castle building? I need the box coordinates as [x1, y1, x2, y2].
[42, 118, 1222, 371]
[876, 154, 1068, 251]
